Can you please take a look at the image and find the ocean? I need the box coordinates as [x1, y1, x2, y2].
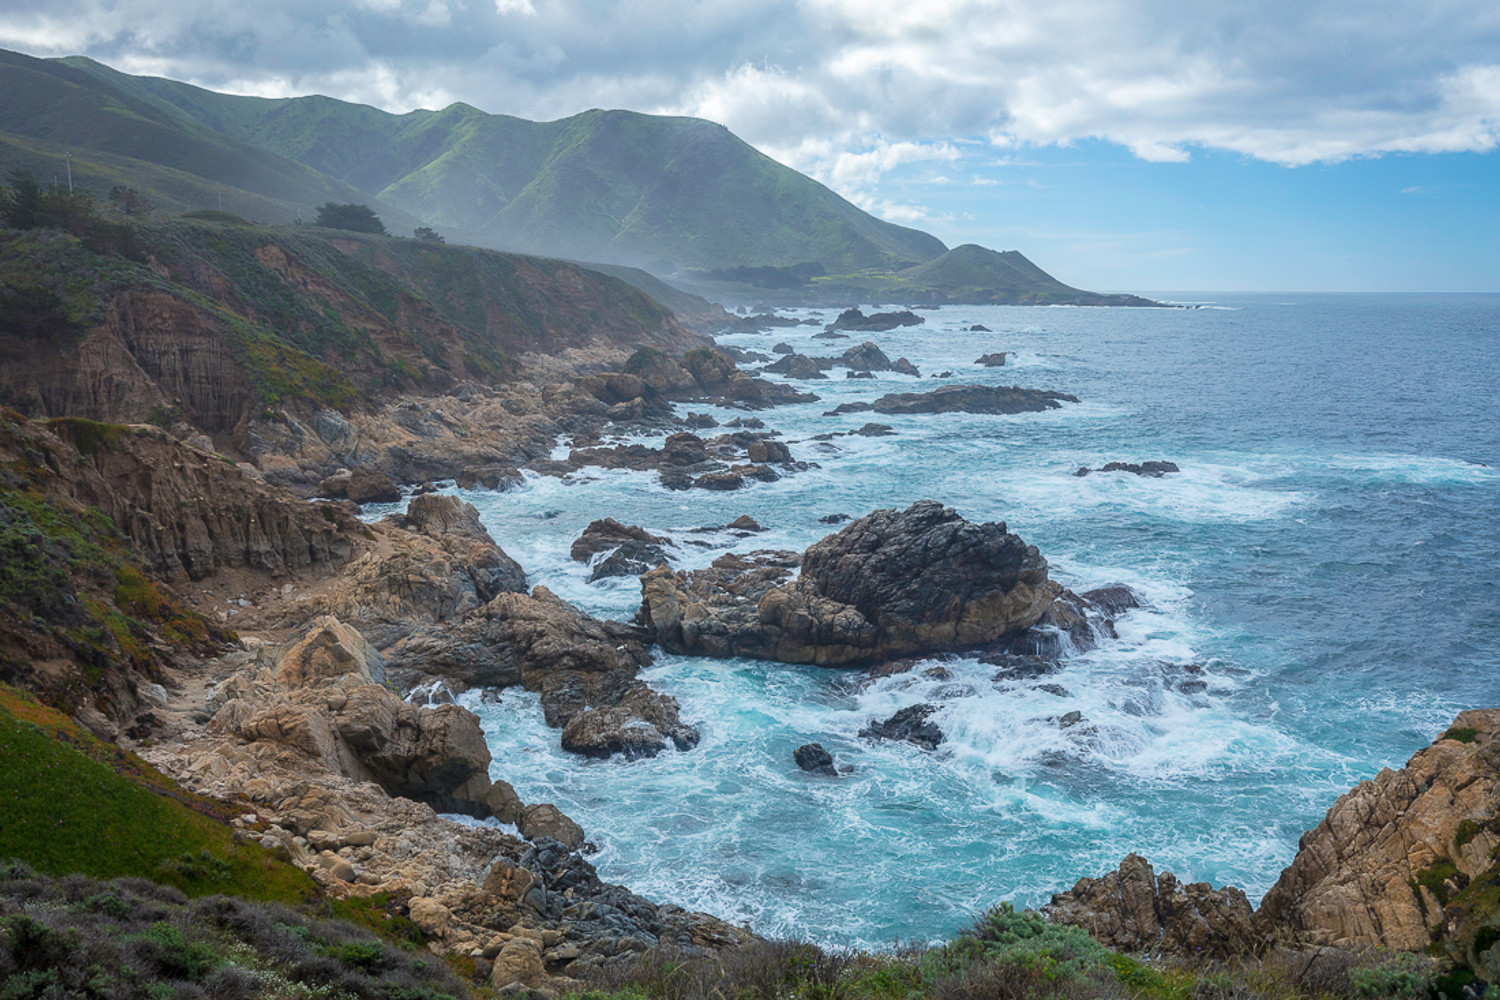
[397, 293, 1500, 947]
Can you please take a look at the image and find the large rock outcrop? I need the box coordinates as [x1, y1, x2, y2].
[638, 501, 1063, 667]
[305, 494, 527, 646]
[387, 587, 698, 760]
[1045, 853, 1259, 959]
[1257, 710, 1500, 970]
[208, 617, 496, 816]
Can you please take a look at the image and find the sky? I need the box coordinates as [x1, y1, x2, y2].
[3, 0, 1498, 291]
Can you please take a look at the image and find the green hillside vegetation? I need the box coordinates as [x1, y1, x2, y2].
[891, 244, 1161, 305]
[0, 49, 421, 229]
[58, 56, 947, 274]
[0, 186, 690, 428]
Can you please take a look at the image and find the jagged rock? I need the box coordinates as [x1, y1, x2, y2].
[310, 495, 526, 645]
[859, 704, 943, 751]
[772, 343, 794, 354]
[842, 342, 892, 371]
[975, 352, 1008, 366]
[571, 519, 674, 580]
[891, 358, 921, 377]
[819, 514, 851, 524]
[386, 588, 697, 760]
[571, 518, 670, 563]
[725, 417, 765, 429]
[813, 330, 849, 339]
[793, 742, 840, 775]
[1081, 587, 1142, 617]
[560, 685, 700, 760]
[455, 464, 523, 491]
[1074, 461, 1180, 477]
[210, 616, 494, 815]
[639, 501, 1059, 667]
[683, 412, 718, 429]
[846, 371, 875, 379]
[853, 423, 894, 437]
[762, 353, 828, 379]
[970, 324, 992, 332]
[1045, 853, 1259, 958]
[1257, 710, 1500, 958]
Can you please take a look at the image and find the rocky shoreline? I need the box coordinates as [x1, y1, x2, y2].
[2, 293, 1495, 996]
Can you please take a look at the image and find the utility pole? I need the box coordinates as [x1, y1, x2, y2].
[65, 152, 72, 194]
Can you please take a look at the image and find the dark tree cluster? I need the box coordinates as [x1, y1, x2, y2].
[315, 202, 386, 234]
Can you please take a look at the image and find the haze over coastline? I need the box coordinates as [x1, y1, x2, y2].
[2, 0, 1497, 292]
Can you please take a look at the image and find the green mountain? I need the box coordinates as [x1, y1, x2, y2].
[3, 49, 1153, 306]
[0, 49, 421, 228]
[893, 244, 1159, 306]
[58, 57, 947, 275]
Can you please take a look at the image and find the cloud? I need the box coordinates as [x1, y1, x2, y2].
[2, 0, 1497, 185]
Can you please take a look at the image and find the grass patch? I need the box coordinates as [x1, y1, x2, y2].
[1442, 728, 1478, 744]
[0, 684, 313, 902]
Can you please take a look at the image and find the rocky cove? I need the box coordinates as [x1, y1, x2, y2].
[1, 236, 1496, 998]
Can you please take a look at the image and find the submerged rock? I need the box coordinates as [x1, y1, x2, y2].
[859, 704, 943, 751]
[1074, 461, 1180, 477]
[793, 742, 840, 776]
[828, 384, 1077, 417]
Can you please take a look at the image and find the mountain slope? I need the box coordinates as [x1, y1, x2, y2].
[894, 244, 1160, 306]
[0, 49, 419, 228]
[59, 57, 948, 274]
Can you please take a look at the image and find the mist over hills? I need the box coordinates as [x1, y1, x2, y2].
[1, 48, 1153, 307]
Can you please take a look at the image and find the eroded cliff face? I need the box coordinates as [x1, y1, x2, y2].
[0, 222, 708, 458]
[1258, 710, 1500, 970]
[1047, 711, 1500, 980]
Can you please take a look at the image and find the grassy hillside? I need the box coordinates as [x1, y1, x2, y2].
[58, 56, 948, 275]
[0, 49, 421, 229]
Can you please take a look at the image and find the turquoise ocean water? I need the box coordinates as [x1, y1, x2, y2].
[390, 293, 1499, 947]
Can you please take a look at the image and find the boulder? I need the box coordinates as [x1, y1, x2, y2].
[793, 742, 839, 776]
[746, 439, 792, 463]
[841, 342, 892, 371]
[640, 501, 1058, 667]
[454, 464, 523, 491]
[560, 685, 699, 760]
[772, 343, 794, 354]
[516, 804, 587, 851]
[890, 358, 921, 377]
[346, 469, 402, 504]
[859, 704, 943, 751]
[762, 353, 828, 379]
[1045, 853, 1259, 958]
[975, 352, 1008, 366]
